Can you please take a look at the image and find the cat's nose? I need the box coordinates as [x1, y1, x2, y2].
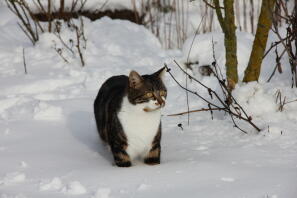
[153, 94, 165, 107]
[155, 100, 165, 107]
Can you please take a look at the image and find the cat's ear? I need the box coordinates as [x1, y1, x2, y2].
[129, 70, 143, 89]
[154, 67, 166, 79]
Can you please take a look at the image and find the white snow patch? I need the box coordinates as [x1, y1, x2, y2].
[62, 181, 87, 195]
[233, 82, 277, 117]
[4, 128, 10, 135]
[19, 161, 28, 168]
[221, 177, 235, 182]
[0, 97, 38, 120]
[175, 170, 183, 174]
[0, 172, 26, 185]
[0, 193, 27, 198]
[3, 79, 78, 95]
[137, 184, 151, 191]
[0, 98, 19, 114]
[0, 147, 6, 151]
[92, 188, 111, 198]
[39, 177, 63, 191]
[194, 146, 208, 151]
[24, 0, 149, 13]
[34, 102, 63, 121]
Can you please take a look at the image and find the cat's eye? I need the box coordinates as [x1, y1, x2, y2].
[146, 92, 153, 97]
[160, 90, 166, 96]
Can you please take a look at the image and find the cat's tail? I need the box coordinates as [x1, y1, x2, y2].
[94, 109, 108, 143]
[94, 89, 109, 143]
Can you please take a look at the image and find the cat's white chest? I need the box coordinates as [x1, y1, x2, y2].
[118, 97, 161, 160]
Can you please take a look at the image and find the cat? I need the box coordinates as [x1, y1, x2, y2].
[94, 67, 167, 167]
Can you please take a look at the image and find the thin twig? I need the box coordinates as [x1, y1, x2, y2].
[22, 48, 27, 74]
[72, 20, 85, 67]
[54, 31, 75, 55]
[165, 64, 221, 109]
[53, 43, 69, 63]
[184, 2, 207, 125]
[167, 107, 225, 116]
[202, 0, 224, 9]
[267, 48, 286, 82]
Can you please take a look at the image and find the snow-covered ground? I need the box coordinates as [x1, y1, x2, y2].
[22, 0, 147, 13]
[0, 4, 297, 198]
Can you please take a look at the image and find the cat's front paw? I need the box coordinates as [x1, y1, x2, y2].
[144, 157, 160, 166]
[115, 161, 132, 167]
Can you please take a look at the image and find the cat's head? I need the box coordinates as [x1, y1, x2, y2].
[127, 67, 167, 112]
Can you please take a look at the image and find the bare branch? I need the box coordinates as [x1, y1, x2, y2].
[167, 107, 225, 117]
[165, 62, 261, 133]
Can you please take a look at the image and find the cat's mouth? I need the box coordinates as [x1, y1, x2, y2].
[143, 102, 165, 112]
[143, 107, 161, 112]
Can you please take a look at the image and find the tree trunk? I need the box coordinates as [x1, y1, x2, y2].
[213, 0, 238, 90]
[243, 0, 276, 82]
[224, 0, 238, 89]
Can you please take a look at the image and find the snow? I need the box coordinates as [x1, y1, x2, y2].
[23, 0, 148, 13]
[221, 177, 235, 182]
[19, 162, 28, 169]
[34, 102, 63, 121]
[181, 31, 254, 79]
[39, 177, 63, 191]
[0, 2, 297, 198]
[62, 181, 87, 195]
[92, 188, 111, 198]
[137, 184, 151, 191]
[0, 173, 26, 186]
